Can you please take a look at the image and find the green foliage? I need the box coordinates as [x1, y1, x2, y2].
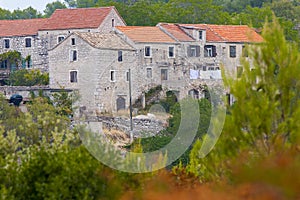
[44, 1, 67, 17]
[8, 69, 49, 86]
[186, 17, 300, 182]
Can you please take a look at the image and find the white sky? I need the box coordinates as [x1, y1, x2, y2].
[0, 0, 60, 13]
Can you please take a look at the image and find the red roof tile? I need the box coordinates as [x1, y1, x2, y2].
[0, 18, 47, 37]
[116, 26, 176, 43]
[40, 7, 114, 31]
[158, 23, 194, 42]
[181, 24, 263, 43]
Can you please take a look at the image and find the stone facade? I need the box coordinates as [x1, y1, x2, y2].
[49, 32, 140, 115]
[0, 6, 126, 76]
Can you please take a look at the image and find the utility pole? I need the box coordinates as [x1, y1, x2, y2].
[129, 68, 133, 142]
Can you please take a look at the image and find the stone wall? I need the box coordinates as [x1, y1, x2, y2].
[0, 35, 48, 71]
[98, 115, 167, 138]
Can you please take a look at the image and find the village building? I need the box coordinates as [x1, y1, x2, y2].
[0, 6, 126, 85]
[0, 6, 263, 112]
[49, 32, 138, 114]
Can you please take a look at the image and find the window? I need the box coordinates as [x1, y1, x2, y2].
[230, 46, 236, 58]
[57, 36, 65, 43]
[144, 46, 151, 57]
[0, 60, 7, 69]
[4, 39, 10, 48]
[25, 38, 31, 47]
[118, 51, 122, 62]
[146, 68, 152, 78]
[199, 31, 203, 40]
[110, 70, 116, 82]
[126, 71, 129, 81]
[71, 38, 76, 45]
[161, 69, 168, 80]
[70, 50, 77, 61]
[204, 45, 217, 57]
[242, 46, 248, 57]
[112, 19, 115, 27]
[168, 46, 175, 58]
[188, 45, 200, 57]
[70, 71, 78, 83]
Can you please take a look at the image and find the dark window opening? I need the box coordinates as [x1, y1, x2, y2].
[70, 71, 78, 83]
[204, 45, 217, 57]
[110, 71, 116, 82]
[70, 50, 77, 61]
[4, 39, 10, 48]
[145, 46, 151, 57]
[118, 51, 122, 62]
[58, 36, 65, 43]
[230, 46, 236, 58]
[25, 38, 31, 47]
[71, 38, 76, 45]
[112, 19, 115, 27]
[199, 31, 203, 40]
[169, 46, 174, 58]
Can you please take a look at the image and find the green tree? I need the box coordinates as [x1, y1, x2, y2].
[187, 17, 300, 184]
[44, 1, 67, 17]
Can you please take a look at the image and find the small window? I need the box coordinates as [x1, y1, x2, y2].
[0, 60, 8, 69]
[110, 70, 116, 82]
[4, 39, 10, 48]
[118, 51, 122, 62]
[188, 45, 200, 57]
[202, 66, 207, 71]
[230, 46, 236, 58]
[144, 46, 151, 57]
[146, 68, 152, 78]
[204, 45, 217, 57]
[58, 36, 65, 43]
[70, 50, 77, 61]
[25, 38, 31, 47]
[168, 46, 175, 58]
[70, 71, 78, 83]
[71, 38, 76, 45]
[126, 71, 129, 82]
[161, 69, 168, 80]
[199, 31, 203, 40]
[112, 19, 115, 27]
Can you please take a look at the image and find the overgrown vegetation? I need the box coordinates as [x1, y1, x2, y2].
[8, 69, 49, 86]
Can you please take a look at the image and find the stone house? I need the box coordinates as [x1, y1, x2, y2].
[0, 18, 48, 82]
[157, 23, 263, 100]
[0, 6, 126, 79]
[115, 26, 197, 100]
[49, 32, 139, 115]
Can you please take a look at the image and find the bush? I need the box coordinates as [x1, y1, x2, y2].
[8, 69, 49, 86]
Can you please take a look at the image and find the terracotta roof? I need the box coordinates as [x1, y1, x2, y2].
[75, 32, 134, 50]
[158, 23, 194, 42]
[0, 18, 47, 37]
[40, 7, 114, 31]
[180, 24, 263, 43]
[116, 26, 176, 43]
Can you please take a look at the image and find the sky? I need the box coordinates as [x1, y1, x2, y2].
[0, 0, 59, 13]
